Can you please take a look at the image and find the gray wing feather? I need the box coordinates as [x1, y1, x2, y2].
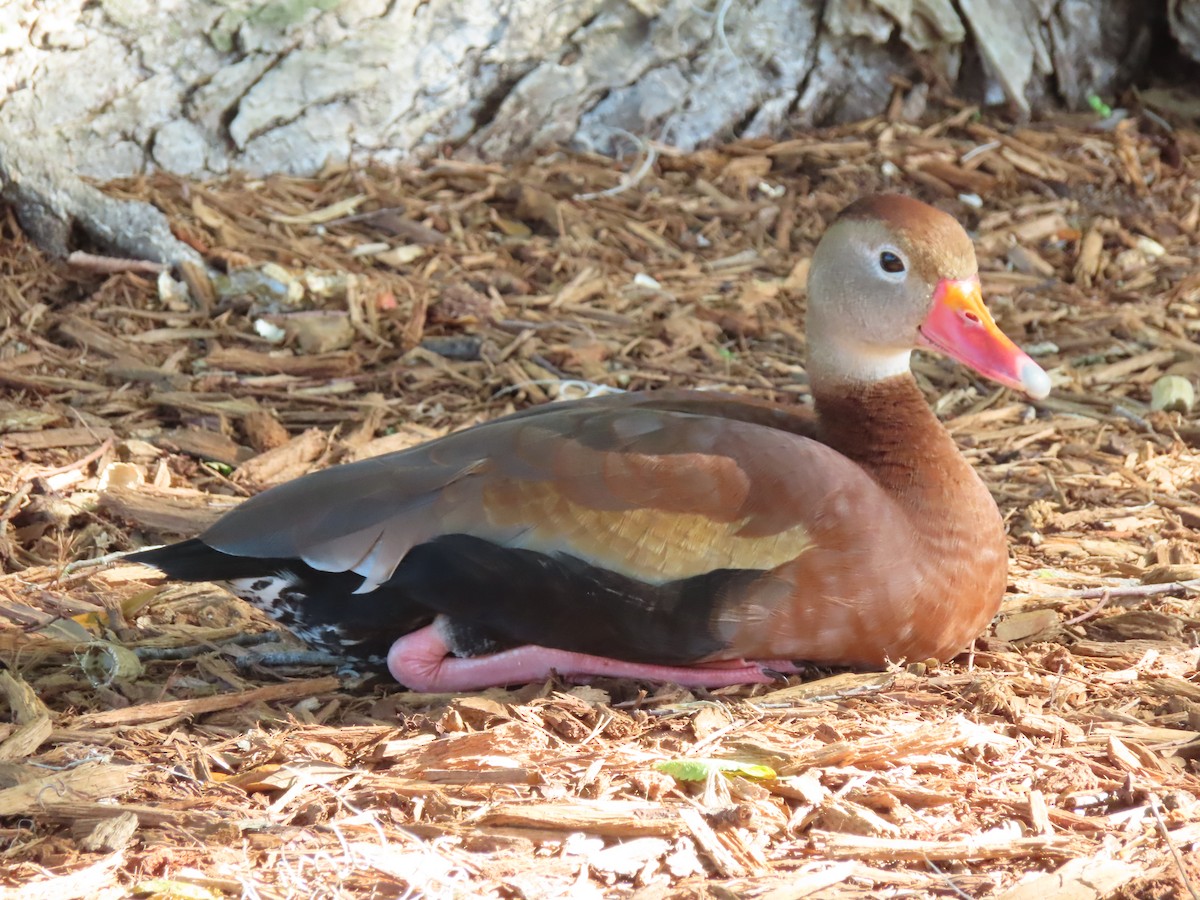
[198, 394, 824, 590]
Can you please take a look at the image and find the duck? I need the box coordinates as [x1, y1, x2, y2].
[127, 194, 1051, 692]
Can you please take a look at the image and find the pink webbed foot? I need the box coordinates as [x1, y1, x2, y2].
[386, 623, 799, 692]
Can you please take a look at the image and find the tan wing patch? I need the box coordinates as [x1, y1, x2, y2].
[482, 481, 811, 583]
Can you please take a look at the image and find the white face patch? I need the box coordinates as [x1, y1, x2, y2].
[809, 338, 913, 388]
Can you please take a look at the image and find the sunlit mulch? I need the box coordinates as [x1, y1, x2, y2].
[2, 106, 1200, 898]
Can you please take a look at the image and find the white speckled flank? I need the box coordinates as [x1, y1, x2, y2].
[228, 573, 365, 656]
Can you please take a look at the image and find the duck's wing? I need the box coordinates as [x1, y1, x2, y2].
[507, 388, 821, 441]
[129, 394, 905, 666]
[197, 399, 831, 586]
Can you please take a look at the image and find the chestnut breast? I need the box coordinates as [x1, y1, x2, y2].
[716, 375, 1007, 665]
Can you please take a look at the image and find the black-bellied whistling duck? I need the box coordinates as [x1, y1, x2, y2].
[127, 194, 1051, 691]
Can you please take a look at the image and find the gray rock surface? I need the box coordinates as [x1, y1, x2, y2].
[0, 123, 204, 264]
[1171, 0, 1200, 63]
[0, 0, 1179, 181]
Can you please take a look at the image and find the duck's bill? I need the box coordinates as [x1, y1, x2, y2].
[917, 277, 1051, 399]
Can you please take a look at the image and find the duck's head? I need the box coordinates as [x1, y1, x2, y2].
[806, 194, 1051, 399]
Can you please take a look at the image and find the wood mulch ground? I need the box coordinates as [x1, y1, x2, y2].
[2, 104, 1200, 899]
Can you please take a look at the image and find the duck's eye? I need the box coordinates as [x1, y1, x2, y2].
[879, 251, 905, 274]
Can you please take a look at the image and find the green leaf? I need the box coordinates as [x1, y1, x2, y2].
[655, 758, 776, 782]
[1087, 95, 1113, 118]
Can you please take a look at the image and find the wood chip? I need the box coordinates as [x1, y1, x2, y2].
[69, 676, 340, 729]
[0, 763, 137, 817]
[678, 806, 747, 877]
[154, 427, 253, 466]
[242, 408, 291, 451]
[232, 427, 327, 486]
[99, 484, 238, 534]
[481, 801, 682, 836]
[0, 850, 125, 900]
[994, 855, 1143, 900]
[5, 427, 114, 451]
[810, 831, 1077, 861]
[205, 346, 360, 378]
[76, 811, 139, 853]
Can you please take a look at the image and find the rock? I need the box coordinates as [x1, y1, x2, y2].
[1170, 0, 1200, 63]
[0, 1, 1173, 180]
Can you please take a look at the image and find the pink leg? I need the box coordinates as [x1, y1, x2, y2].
[386, 622, 799, 692]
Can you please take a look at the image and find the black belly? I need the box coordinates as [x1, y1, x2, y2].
[128, 534, 763, 665]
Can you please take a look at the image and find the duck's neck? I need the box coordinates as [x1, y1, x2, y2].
[806, 372, 1007, 667]
[812, 374, 975, 500]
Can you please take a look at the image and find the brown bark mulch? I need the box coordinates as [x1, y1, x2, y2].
[2, 105, 1200, 898]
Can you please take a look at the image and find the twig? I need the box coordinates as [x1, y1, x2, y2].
[574, 129, 659, 201]
[685, 716, 752, 755]
[1112, 404, 1151, 430]
[60, 548, 144, 576]
[134, 631, 282, 660]
[714, 0, 737, 59]
[70, 675, 341, 728]
[0, 483, 32, 529]
[961, 140, 1002, 163]
[1037, 579, 1200, 603]
[925, 859, 974, 900]
[17, 438, 113, 484]
[234, 649, 353, 671]
[346, 273, 394, 349]
[66, 251, 166, 275]
[1063, 589, 1111, 625]
[1149, 794, 1200, 900]
[1140, 107, 1174, 134]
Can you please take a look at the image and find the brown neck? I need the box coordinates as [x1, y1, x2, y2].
[810, 374, 1007, 665]
[812, 375, 977, 503]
